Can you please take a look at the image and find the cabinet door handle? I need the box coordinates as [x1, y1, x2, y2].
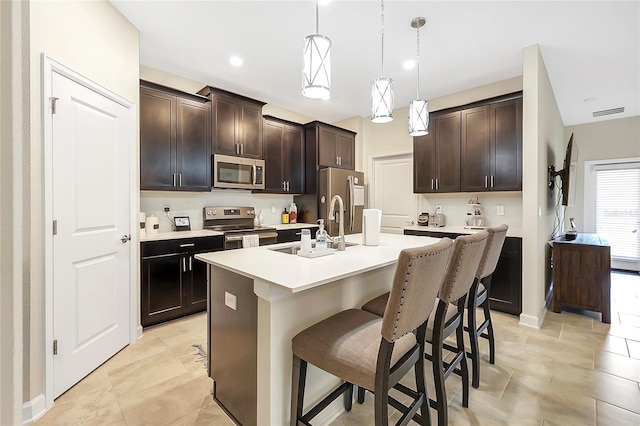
[336, 156, 339, 165]
[182, 257, 186, 272]
[339, 156, 342, 166]
[485, 176, 488, 188]
[179, 243, 195, 248]
[491, 175, 494, 188]
[179, 174, 182, 187]
[282, 181, 286, 191]
[240, 143, 244, 155]
[189, 256, 192, 271]
[436, 179, 439, 190]
[431, 179, 434, 190]
[287, 181, 290, 191]
[173, 173, 177, 187]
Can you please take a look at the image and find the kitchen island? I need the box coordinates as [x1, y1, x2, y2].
[195, 232, 442, 426]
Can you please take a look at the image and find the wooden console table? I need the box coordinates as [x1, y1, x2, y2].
[551, 233, 611, 323]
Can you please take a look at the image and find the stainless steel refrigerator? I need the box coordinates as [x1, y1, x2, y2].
[318, 168, 365, 236]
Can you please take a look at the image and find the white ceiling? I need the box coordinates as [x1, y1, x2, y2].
[112, 0, 639, 126]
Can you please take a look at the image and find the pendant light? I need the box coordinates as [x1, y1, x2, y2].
[371, 0, 394, 123]
[408, 17, 429, 136]
[302, 0, 331, 100]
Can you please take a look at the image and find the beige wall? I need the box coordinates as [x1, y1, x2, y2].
[565, 116, 640, 229]
[521, 45, 566, 327]
[1, 1, 27, 423]
[26, 0, 139, 404]
[141, 65, 314, 125]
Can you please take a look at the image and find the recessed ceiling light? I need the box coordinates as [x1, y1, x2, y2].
[403, 60, 416, 70]
[229, 56, 243, 67]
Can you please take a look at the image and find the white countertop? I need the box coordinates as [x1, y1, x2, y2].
[404, 225, 522, 238]
[140, 223, 317, 242]
[195, 233, 442, 293]
[140, 229, 223, 242]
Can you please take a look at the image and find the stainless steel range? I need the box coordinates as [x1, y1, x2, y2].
[203, 206, 277, 250]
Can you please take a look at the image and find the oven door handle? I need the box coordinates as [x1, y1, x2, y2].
[258, 232, 278, 239]
[225, 232, 278, 242]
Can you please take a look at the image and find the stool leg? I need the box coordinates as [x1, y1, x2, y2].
[414, 328, 431, 426]
[344, 383, 353, 412]
[467, 279, 481, 389]
[431, 302, 448, 426]
[357, 386, 365, 404]
[290, 355, 307, 426]
[456, 299, 470, 408]
[483, 275, 496, 365]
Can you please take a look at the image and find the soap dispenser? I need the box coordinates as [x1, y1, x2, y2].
[315, 219, 327, 251]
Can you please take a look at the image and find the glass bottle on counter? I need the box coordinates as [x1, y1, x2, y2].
[289, 202, 297, 224]
[281, 208, 289, 224]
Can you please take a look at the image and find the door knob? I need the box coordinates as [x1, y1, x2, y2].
[120, 235, 131, 243]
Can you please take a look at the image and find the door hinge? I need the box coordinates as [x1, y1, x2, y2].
[50, 97, 59, 114]
[53, 220, 57, 236]
[53, 339, 58, 355]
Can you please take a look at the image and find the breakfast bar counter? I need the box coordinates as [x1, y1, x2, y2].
[195, 233, 442, 426]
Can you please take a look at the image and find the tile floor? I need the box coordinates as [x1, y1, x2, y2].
[36, 271, 640, 425]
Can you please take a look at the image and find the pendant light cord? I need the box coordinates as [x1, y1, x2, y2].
[380, 0, 384, 77]
[315, 0, 319, 34]
[416, 24, 420, 98]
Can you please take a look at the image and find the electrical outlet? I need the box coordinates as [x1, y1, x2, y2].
[497, 205, 505, 216]
[435, 205, 442, 213]
[271, 205, 276, 213]
[163, 206, 170, 214]
[224, 291, 237, 311]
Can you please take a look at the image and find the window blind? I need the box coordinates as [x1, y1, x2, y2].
[595, 165, 640, 261]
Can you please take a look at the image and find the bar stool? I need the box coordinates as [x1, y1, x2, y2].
[466, 224, 508, 388]
[362, 232, 488, 426]
[290, 238, 453, 426]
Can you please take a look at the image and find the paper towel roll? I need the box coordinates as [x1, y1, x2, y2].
[362, 209, 382, 246]
[139, 212, 146, 235]
[145, 215, 159, 234]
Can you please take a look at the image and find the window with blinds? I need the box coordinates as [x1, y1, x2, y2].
[595, 164, 640, 262]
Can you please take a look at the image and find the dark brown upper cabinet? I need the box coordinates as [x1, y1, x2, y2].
[140, 81, 211, 191]
[413, 111, 461, 193]
[198, 86, 265, 159]
[461, 97, 522, 192]
[305, 121, 356, 170]
[262, 116, 305, 194]
[414, 93, 522, 194]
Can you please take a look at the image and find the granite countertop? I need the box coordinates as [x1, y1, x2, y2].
[195, 233, 442, 293]
[403, 225, 523, 238]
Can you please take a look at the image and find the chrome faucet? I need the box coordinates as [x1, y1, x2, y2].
[329, 195, 346, 251]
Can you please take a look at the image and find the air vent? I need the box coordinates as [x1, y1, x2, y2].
[592, 107, 625, 117]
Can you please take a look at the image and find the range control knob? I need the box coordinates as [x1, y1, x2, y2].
[248, 209, 255, 215]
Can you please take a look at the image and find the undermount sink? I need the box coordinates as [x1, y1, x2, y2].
[269, 241, 359, 255]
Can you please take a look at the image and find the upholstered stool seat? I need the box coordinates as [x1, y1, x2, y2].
[292, 309, 417, 391]
[290, 239, 454, 426]
[361, 232, 489, 426]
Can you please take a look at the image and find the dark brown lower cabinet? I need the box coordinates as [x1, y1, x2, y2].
[141, 236, 223, 327]
[277, 226, 319, 243]
[551, 233, 610, 323]
[404, 229, 522, 315]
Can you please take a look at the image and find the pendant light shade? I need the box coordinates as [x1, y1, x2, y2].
[302, 2, 331, 100]
[371, 77, 394, 123]
[371, 0, 393, 123]
[408, 17, 429, 136]
[408, 99, 429, 136]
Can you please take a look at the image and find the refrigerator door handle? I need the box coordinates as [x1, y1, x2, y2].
[347, 176, 355, 232]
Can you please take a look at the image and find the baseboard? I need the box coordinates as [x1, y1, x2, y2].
[22, 393, 46, 425]
[519, 304, 547, 329]
[137, 324, 143, 340]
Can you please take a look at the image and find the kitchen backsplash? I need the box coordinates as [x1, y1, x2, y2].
[140, 190, 295, 232]
[419, 192, 523, 232]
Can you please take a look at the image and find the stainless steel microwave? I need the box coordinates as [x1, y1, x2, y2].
[212, 154, 265, 190]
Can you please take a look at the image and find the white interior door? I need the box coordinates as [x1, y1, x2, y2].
[51, 71, 131, 397]
[371, 154, 417, 234]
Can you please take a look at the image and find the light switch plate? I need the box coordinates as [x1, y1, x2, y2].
[497, 205, 505, 216]
[271, 206, 276, 213]
[224, 291, 237, 311]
